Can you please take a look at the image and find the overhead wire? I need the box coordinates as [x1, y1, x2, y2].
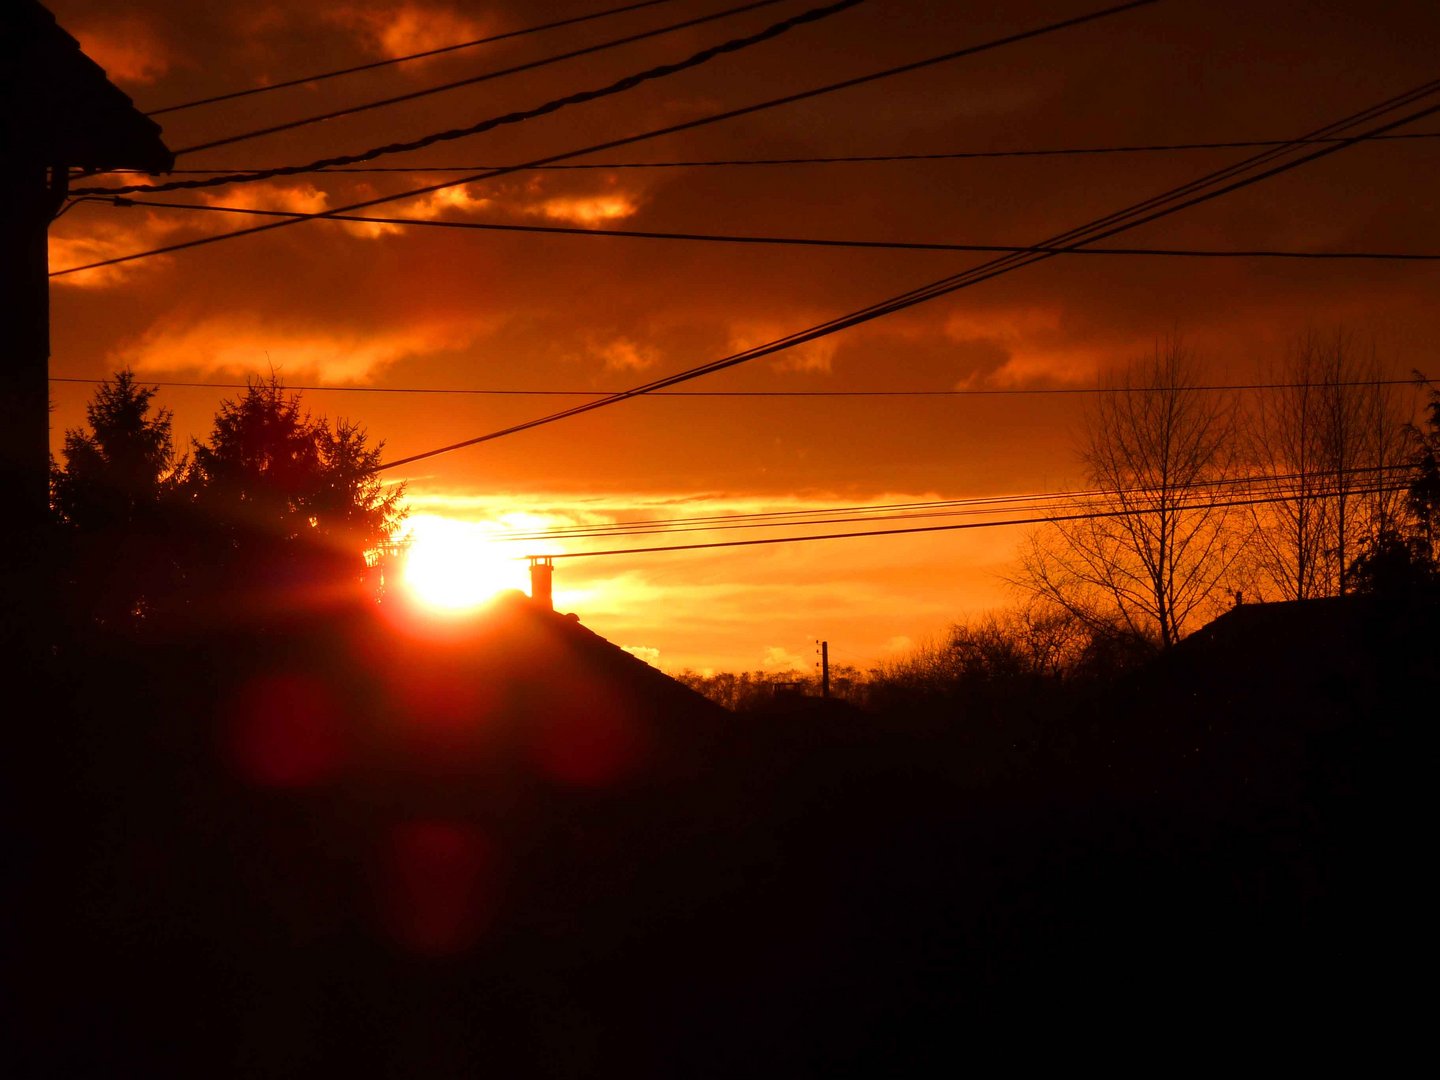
[164, 0, 793, 157]
[72, 0, 859, 196]
[484, 492, 1137, 544]
[456, 465, 1414, 544]
[369, 78, 1440, 472]
[86, 130, 1440, 175]
[498, 492, 1112, 538]
[529, 483, 1410, 559]
[47, 376, 1429, 399]
[146, 0, 687, 116]
[54, 0, 1165, 273]
[102, 197, 1440, 262]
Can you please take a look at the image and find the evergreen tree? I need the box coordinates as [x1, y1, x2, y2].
[51, 370, 181, 530]
[51, 372, 185, 630]
[1406, 383, 1440, 562]
[184, 377, 406, 600]
[53, 373, 406, 629]
[1349, 379, 1440, 594]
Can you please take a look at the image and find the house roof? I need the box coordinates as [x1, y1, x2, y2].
[0, 1, 173, 172]
[1092, 592, 1438, 773]
[338, 591, 732, 790]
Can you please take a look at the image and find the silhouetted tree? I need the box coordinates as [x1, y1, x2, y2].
[947, 605, 1086, 683]
[672, 665, 868, 711]
[1020, 336, 1243, 651]
[182, 377, 405, 604]
[1404, 379, 1440, 561]
[1244, 330, 1409, 600]
[866, 603, 1141, 716]
[50, 371, 186, 629]
[1346, 528, 1439, 595]
[1348, 377, 1440, 594]
[53, 374, 406, 629]
[51, 370, 181, 530]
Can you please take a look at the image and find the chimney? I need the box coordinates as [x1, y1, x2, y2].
[528, 555, 554, 609]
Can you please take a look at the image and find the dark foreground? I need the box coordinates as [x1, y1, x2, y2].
[8, 593, 1432, 1076]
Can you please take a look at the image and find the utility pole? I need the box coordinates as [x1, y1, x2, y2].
[0, 159, 60, 535]
[0, 1, 172, 635]
[2, 5, 175, 976]
[816, 639, 830, 699]
[1, 2, 173, 534]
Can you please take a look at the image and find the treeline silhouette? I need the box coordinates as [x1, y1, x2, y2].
[47, 372, 404, 639]
[1018, 334, 1440, 651]
[11, 367, 1438, 1076]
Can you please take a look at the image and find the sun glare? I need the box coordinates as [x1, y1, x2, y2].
[398, 515, 528, 613]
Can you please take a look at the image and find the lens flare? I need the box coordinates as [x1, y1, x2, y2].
[224, 673, 345, 788]
[378, 820, 495, 956]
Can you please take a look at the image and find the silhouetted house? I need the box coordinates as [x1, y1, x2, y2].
[1, 0, 173, 530]
[293, 590, 735, 805]
[1076, 592, 1438, 809]
[1142, 593, 1436, 727]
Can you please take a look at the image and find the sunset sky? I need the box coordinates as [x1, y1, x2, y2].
[44, 0, 1440, 673]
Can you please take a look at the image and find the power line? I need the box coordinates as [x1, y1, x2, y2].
[475, 466, 1414, 544]
[477, 492, 1129, 544]
[108, 196, 1440, 262]
[500, 494, 1257, 543]
[166, 0, 792, 157]
[48, 376, 1427, 399]
[85, 130, 1440, 175]
[147, 0, 685, 116]
[505, 492, 1109, 538]
[53, 0, 1165, 274]
[370, 79, 1440, 472]
[532, 484, 1408, 559]
[45, 383, 1410, 559]
[73, 0, 858, 195]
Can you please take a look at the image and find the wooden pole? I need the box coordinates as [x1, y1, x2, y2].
[0, 164, 60, 537]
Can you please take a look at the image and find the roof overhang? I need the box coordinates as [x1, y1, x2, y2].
[0, 1, 173, 174]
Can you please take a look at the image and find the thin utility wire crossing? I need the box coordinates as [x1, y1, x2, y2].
[164, 0, 794, 157]
[77, 130, 1440, 175]
[368, 79, 1440, 472]
[56, 0, 1163, 260]
[107, 197, 1440, 262]
[146, 0, 686, 115]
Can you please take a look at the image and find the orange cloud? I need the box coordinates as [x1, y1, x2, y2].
[728, 320, 838, 375]
[199, 179, 497, 240]
[375, 178, 638, 231]
[620, 645, 661, 667]
[199, 182, 414, 240]
[592, 337, 659, 373]
[71, 16, 172, 85]
[941, 305, 1141, 387]
[49, 209, 192, 288]
[526, 195, 639, 228]
[53, 185, 397, 282]
[407, 184, 493, 219]
[202, 182, 329, 217]
[332, 3, 497, 63]
[761, 646, 805, 672]
[111, 317, 477, 384]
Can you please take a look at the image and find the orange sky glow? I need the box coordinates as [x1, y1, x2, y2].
[46, 0, 1440, 672]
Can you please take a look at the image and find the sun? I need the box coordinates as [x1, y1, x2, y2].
[397, 515, 529, 613]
